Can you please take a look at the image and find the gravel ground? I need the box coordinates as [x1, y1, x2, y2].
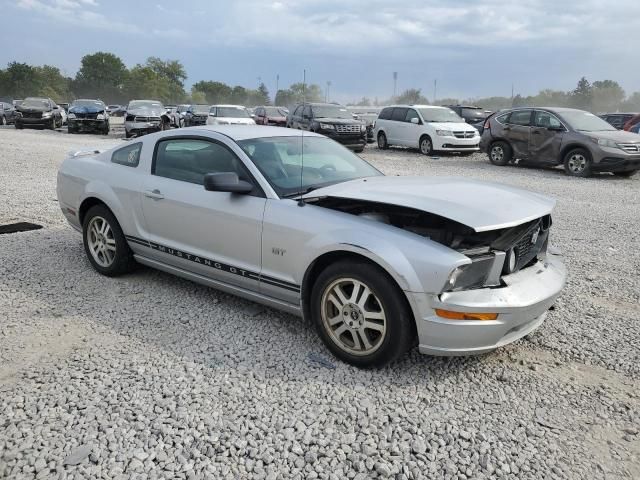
[1, 127, 638, 479]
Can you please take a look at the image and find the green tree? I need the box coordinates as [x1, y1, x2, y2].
[2, 62, 40, 98]
[591, 80, 625, 113]
[192, 81, 233, 104]
[395, 88, 428, 105]
[145, 57, 187, 103]
[571, 77, 593, 110]
[274, 89, 295, 107]
[256, 82, 270, 105]
[230, 86, 248, 104]
[288, 83, 324, 103]
[621, 91, 640, 111]
[73, 52, 127, 103]
[189, 89, 207, 104]
[124, 65, 168, 101]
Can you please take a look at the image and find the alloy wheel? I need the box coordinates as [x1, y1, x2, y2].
[321, 278, 386, 356]
[491, 145, 504, 162]
[567, 153, 587, 173]
[87, 216, 116, 267]
[420, 138, 432, 155]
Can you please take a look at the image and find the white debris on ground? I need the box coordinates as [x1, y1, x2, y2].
[0, 127, 638, 480]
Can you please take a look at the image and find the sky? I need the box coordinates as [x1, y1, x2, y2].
[2, 0, 640, 102]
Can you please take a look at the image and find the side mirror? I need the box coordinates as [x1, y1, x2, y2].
[410, 117, 419, 124]
[204, 172, 253, 194]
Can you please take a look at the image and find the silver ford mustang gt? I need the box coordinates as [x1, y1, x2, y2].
[57, 126, 566, 367]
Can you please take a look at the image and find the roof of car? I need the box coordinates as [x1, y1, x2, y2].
[194, 125, 324, 141]
[212, 104, 246, 108]
[386, 104, 448, 109]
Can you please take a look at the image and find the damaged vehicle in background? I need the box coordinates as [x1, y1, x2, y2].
[254, 106, 289, 126]
[57, 126, 566, 368]
[184, 104, 211, 127]
[124, 100, 171, 138]
[14, 97, 64, 130]
[206, 105, 255, 125]
[67, 99, 110, 134]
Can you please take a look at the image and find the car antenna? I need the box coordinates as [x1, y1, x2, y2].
[298, 69, 306, 207]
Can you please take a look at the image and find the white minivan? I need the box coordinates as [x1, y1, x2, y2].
[374, 105, 480, 155]
[206, 105, 256, 126]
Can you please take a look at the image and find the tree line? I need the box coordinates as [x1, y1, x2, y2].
[0, 51, 325, 107]
[2, 51, 639, 113]
[351, 78, 640, 113]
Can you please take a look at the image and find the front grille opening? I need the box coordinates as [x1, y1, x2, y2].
[0, 222, 43, 235]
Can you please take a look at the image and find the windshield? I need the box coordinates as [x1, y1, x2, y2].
[72, 100, 104, 108]
[191, 105, 210, 114]
[561, 110, 617, 132]
[418, 108, 464, 123]
[461, 108, 487, 119]
[128, 101, 164, 110]
[265, 107, 288, 116]
[22, 98, 50, 109]
[313, 105, 353, 119]
[215, 107, 250, 118]
[238, 136, 381, 197]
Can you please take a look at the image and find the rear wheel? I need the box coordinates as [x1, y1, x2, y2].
[311, 260, 415, 368]
[377, 131, 388, 149]
[563, 148, 592, 177]
[419, 135, 433, 155]
[488, 141, 512, 166]
[82, 205, 136, 276]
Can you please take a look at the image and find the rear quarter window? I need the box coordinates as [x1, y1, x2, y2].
[111, 142, 142, 168]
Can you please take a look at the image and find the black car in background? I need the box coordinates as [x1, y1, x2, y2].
[15, 97, 63, 130]
[599, 113, 638, 130]
[67, 99, 109, 134]
[184, 104, 210, 126]
[0, 102, 17, 125]
[287, 102, 367, 152]
[443, 105, 492, 133]
[107, 105, 126, 117]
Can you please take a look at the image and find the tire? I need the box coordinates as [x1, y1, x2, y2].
[15, 121, 23, 130]
[563, 148, 592, 177]
[82, 205, 136, 277]
[419, 135, 433, 155]
[68, 125, 76, 134]
[102, 122, 110, 135]
[377, 131, 388, 150]
[1, 116, 6, 126]
[488, 141, 512, 166]
[179, 118, 184, 128]
[125, 130, 133, 139]
[353, 147, 365, 153]
[49, 117, 56, 130]
[613, 170, 638, 178]
[310, 260, 415, 368]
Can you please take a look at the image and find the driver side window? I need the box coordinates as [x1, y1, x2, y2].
[534, 111, 562, 129]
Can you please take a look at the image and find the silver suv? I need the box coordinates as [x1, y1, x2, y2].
[480, 107, 640, 177]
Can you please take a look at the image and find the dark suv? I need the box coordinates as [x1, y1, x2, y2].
[184, 104, 210, 127]
[599, 113, 638, 130]
[480, 107, 640, 177]
[287, 102, 366, 152]
[444, 105, 491, 133]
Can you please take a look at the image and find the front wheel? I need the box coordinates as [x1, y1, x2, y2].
[419, 135, 433, 155]
[311, 260, 415, 368]
[563, 148, 592, 177]
[82, 205, 136, 276]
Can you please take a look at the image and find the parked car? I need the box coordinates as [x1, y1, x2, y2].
[14, 97, 63, 130]
[480, 107, 640, 177]
[67, 99, 110, 134]
[374, 105, 479, 155]
[0, 102, 17, 125]
[164, 106, 182, 128]
[206, 105, 255, 125]
[176, 104, 191, 126]
[287, 102, 367, 152]
[444, 105, 492, 133]
[55, 104, 67, 125]
[254, 106, 288, 126]
[124, 100, 171, 138]
[599, 112, 637, 130]
[56, 125, 566, 367]
[58, 102, 70, 113]
[184, 104, 210, 127]
[349, 107, 381, 143]
[623, 113, 640, 132]
[107, 105, 126, 117]
[12, 99, 23, 107]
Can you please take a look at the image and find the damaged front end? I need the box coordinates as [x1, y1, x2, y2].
[307, 197, 552, 292]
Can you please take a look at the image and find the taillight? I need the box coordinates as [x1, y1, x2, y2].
[483, 117, 491, 130]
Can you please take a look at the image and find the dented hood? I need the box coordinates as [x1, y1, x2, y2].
[304, 176, 555, 232]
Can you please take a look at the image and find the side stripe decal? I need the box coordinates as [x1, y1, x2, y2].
[124, 234, 300, 292]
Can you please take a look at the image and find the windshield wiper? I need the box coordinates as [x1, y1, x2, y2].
[281, 186, 321, 198]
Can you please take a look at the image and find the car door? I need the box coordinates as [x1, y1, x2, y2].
[530, 110, 566, 164]
[402, 108, 423, 147]
[140, 136, 266, 291]
[301, 105, 313, 130]
[503, 109, 533, 159]
[387, 107, 408, 144]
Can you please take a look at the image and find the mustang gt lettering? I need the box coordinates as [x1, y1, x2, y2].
[57, 125, 567, 367]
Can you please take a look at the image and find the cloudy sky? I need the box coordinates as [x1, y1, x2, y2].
[3, 0, 639, 101]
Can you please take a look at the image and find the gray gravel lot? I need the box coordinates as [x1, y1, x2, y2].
[1, 127, 638, 479]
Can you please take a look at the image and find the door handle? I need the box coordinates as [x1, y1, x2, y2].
[532, 130, 541, 135]
[144, 189, 164, 200]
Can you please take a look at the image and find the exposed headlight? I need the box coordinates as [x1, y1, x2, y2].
[591, 137, 620, 149]
[67, 113, 76, 119]
[436, 129, 453, 137]
[444, 254, 497, 292]
[319, 123, 335, 130]
[42, 111, 52, 118]
[503, 248, 518, 275]
[96, 114, 105, 120]
[360, 124, 367, 132]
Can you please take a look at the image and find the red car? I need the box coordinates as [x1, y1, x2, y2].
[254, 106, 289, 126]
[623, 113, 640, 132]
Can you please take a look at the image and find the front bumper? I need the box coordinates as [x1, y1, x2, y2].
[321, 131, 367, 149]
[433, 135, 480, 152]
[125, 121, 161, 135]
[409, 253, 566, 356]
[16, 116, 52, 126]
[69, 119, 107, 131]
[593, 155, 640, 172]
